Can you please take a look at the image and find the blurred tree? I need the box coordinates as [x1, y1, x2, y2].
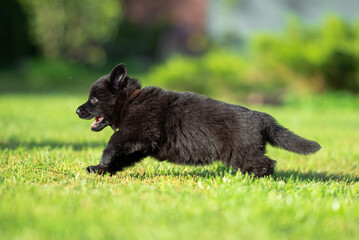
[19, 0, 122, 65]
[0, 0, 36, 66]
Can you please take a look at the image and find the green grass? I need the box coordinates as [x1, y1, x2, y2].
[1, 94, 359, 240]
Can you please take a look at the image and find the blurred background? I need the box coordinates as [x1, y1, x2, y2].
[1, 0, 359, 103]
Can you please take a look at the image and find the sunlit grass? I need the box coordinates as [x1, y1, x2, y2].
[1, 94, 359, 240]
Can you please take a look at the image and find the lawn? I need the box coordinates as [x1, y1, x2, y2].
[0, 94, 359, 240]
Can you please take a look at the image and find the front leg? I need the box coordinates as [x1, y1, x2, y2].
[86, 164, 106, 175]
[86, 131, 149, 175]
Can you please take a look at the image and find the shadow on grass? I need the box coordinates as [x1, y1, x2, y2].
[123, 164, 358, 183]
[0, 139, 106, 151]
[273, 170, 359, 183]
[125, 163, 236, 179]
[2, 139, 357, 183]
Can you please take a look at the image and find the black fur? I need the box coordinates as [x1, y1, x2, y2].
[76, 64, 321, 177]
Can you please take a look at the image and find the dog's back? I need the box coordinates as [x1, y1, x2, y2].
[142, 88, 320, 177]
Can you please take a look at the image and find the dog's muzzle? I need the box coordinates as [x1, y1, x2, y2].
[76, 106, 92, 119]
[76, 106, 84, 116]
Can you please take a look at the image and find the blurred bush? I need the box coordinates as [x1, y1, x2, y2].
[0, 58, 151, 93]
[144, 16, 359, 103]
[2, 8, 359, 100]
[143, 51, 286, 103]
[0, 58, 101, 93]
[252, 16, 359, 93]
[23, 58, 91, 91]
[19, 0, 122, 65]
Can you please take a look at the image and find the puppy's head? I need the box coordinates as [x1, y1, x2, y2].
[76, 64, 140, 131]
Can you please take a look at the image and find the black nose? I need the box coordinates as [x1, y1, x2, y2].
[76, 106, 84, 116]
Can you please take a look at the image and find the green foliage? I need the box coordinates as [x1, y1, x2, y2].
[143, 52, 245, 100]
[19, 0, 122, 64]
[252, 16, 359, 92]
[0, 58, 102, 93]
[143, 16, 359, 101]
[1, 95, 359, 239]
[24, 59, 90, 89]
[143, 51, 286, 102]
[105, 20, 169, 61]
[2, 13, 359, 99]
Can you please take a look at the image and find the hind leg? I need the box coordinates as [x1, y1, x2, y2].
[230, 155, 276, 178]
[243, 155, 276, 177]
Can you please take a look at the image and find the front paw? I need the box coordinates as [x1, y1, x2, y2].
[86, 165, 106, 175]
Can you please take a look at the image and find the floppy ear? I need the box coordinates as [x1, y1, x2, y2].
[109, 64, 127, 90]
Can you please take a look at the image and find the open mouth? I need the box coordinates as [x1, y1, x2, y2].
[91, 116, 104, 129]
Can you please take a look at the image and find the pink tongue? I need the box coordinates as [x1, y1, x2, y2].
[91, 117, 99, 128]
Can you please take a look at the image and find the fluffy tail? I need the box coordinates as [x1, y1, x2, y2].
[262, 114, 321, 155]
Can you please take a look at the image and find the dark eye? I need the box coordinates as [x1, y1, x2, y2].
[90, 97, 98, 104]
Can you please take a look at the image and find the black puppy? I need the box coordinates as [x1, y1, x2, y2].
[77, 64, 320, 177]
